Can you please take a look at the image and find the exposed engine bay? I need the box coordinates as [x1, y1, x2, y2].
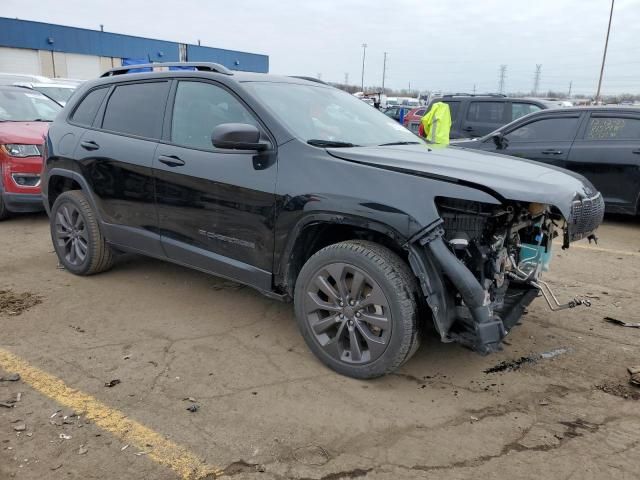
[410, 195, 603, 354]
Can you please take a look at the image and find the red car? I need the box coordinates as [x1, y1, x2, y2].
[402, 106, 428, 134]
[0, 85, 61, 219]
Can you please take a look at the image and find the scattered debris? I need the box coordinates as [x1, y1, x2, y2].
[121, 444, 129, 451]
[484, 347, 571, 374]
[69, 325, 86, 333]
[292, 444, 331, 466]
[0, 289, 42, 316]
[595, 382, 640, 400]
[0, 400, 15, 408]
[50, 410, 61, 418]
[59, 433, 72, 440]
[15, 392, 21, 402]
[78, 445, 88, 455]
[604, 317, 640, 328]
[470, 416, 479, 422]
[539, 398, 550, 406]
[13, 423, 26, 432]
[628, 366, 640, 387]
[104, 379, 121, 388]
[182, 397, 197, 403]
[186, 404, 200, 413]
[123, 355, 131, 360]
[51, 464, 63, 471]
[0, 373, 20, 382]
[134, 451, 150, 456]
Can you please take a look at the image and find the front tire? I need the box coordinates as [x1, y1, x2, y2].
[0, 195, 9, 221]
[294, 240, 420, 379]
[50, 190, 114, 275]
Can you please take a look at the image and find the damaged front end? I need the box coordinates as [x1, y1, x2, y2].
[409, 194, 604, 354]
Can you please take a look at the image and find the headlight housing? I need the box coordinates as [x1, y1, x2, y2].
[3, 144, 41, 157]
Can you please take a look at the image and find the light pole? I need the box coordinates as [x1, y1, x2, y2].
[361, 43, 367, 92]
[382, 52, 387, 92]
[595, 0, 615, 104]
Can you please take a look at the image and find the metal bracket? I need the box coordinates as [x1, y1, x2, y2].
[530, 279, 591, 311]
[416, 219, 445, 246]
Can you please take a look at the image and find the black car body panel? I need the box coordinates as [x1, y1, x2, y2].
[454, 107, 640, 215]
[42, 67, 604, 357]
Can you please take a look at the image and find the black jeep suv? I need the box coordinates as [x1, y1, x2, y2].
[42, 62, 604, 379]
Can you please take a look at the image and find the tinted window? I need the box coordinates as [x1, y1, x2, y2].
[467, 102, 505, 122]
[102, 82, 169, 139]
[171, 81, 258, 150]
[586, 116, 640, 140]
[71, 88, 108, 126]
[506, 117, 579, 142]
[443, 101, 460, 121]
[512, 102, 542, 121]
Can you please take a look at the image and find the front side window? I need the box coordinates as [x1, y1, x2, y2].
[467, 102, 505, 122]
[71, 88, 108, 126]
[0, 88, 62, 121]
[506, 117, 579, 142]
[171, 81, 258, 150]
[512, 103, 542, 121]
[101, 81, 169, 139]
[585, 116, 640, 140]
[244, 82, 421, 146]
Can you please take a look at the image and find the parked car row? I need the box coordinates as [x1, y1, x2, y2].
[0, 72, 82, 106]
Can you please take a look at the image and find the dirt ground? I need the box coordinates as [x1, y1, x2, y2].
[1, 212, 639, 480]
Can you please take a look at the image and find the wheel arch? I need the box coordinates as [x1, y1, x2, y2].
[46, 168, 102, 222]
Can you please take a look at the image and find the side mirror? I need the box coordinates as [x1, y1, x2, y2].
[491, 132, 506, 149]
[211, 123, 268, 151]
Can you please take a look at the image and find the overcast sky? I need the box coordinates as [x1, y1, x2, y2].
[3, 0, 640, 95]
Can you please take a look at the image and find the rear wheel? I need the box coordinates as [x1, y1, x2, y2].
[294, 240, 420, 379]
[50, 190, 114, 275]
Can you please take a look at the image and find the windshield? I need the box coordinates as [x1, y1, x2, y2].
[33, 86, 75, 105]
[244, 82, 422, 147]
[0, 89, 62, 121]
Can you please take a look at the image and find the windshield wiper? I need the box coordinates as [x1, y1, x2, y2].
[307, 139, 358, 148]
[378, 141, 421, 146]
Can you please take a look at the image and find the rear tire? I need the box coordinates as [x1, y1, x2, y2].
[294, 240, 421, 379]
[50, 190, 114, 275]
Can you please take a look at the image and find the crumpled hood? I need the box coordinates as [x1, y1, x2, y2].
[0, 122, 48, 145]
[327, 144, 596, 219]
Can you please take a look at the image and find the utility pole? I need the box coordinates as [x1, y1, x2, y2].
[498, 65, 507, 94]
[568, 80, 572, 98]
[360, 43, 367, 92]
[317, 73, 322, 80]
[344, 72, 349, 85]
[595, 0, 615, 104]
[382, 52, 387, 92]
[532, 64, 542, 96]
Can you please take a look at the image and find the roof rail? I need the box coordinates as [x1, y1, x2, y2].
[100, 62, 233, 77]
[442, 93, 507, 98]
[289, 76, 328, 85]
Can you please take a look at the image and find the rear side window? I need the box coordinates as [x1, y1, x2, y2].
[101, 82, 170, 139]
[415, 109, 426, 116]
[512, 102, 542, 121]
[467, 102, 505, 122]
[443, 101, 460, 121]
[71, 88, 108, 126]
[506, 117, 579, 142]
[585, 116, 640, 140]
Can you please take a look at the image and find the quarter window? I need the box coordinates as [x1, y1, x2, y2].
[101, 82, 170, 139]
[71, 88, 108, 127]
[506, 117, 579, 142]
[511, 103, 542, 121]
[171, 81, 258, 150]
[467, 102, 505, 122]
[586, 117, 640, 140]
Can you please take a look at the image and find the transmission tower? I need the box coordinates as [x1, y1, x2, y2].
[498, 65, 507, 94]
[344, 72, 349, 85]
[532, 64, 542, 96]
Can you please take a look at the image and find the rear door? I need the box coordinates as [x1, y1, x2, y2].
[460, 100, 508, 138]
[499, 113, 583, 166]
[73, 80, 170, 256]
[567, 111, 640, 214]
[154, 79, 277, 290]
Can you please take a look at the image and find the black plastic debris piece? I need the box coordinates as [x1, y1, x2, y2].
[0, 373, 20, 382]
[104, 379, 121, 388]
[605, 317, 640, 328]
[186, 404, 199, 413]
[484, 356, 537, 374]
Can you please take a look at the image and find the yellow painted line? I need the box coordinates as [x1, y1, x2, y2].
[0, 347, 223, 479]
[570, 243, 640, 257]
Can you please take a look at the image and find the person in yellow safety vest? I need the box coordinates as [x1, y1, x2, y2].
[418, 102, 452, 145]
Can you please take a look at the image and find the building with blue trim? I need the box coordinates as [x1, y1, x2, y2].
[0, 18, 269, 79]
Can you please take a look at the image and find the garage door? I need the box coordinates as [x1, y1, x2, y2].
[0, 47, 40, 74]
[65, 53, 101, 80]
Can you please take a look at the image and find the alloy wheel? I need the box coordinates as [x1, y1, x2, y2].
[54, 203, 89, 266]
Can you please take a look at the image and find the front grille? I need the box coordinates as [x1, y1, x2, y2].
[568, 193, 605, 241]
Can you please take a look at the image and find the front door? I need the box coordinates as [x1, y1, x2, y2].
[498, 113, 583, 166]
[567, 112, 640, 213]
[154, 79, 277, 290]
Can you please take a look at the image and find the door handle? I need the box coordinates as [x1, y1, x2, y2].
[541, 149, 563, 155]
[158, 155, 185, 167]
[463, 126, 474, 131]
[80, 140, 99, 151]
[632, 149, 640, 154]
